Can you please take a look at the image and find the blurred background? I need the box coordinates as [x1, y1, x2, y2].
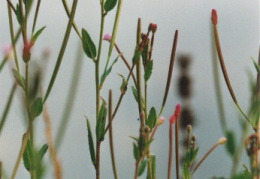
[0, 0, 259, 178]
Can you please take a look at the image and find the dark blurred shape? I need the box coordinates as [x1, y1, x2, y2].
[178, 55, 191, 70]
[180, 106, 195, 129]
[178, 75, 191, 98]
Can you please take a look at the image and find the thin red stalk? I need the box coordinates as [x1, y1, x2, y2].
[175, 119, 180, 179]
[168, 124, 173, 179]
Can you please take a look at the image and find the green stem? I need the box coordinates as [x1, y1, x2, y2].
[55, 43, 83, 149]
[0, 84, 16, 135]
[43, 0, 78, 103]
[108, 90, 119, 179]
[0, 58, 7, 73]
[32, 0, 42, 34]
[61, 0, 81, 39]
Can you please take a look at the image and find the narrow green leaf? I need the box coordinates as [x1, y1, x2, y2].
[133, 143, 139, 161]
[30, 97, 43, 118]
[100, 56, 119, 86]
[147, 107, 157, 129]
[143, 139, 153, 152]
[38, 144, 48, 161]
[96, 99, 107, 141]
[32, 26, 46, 43]
[146, 155, 156, 179]
[132, 50, 142, 64]
[104, 0, 118, 12]
[86, 118, 96, 166]
[250, 97, 260, 128]
[183, 164, 191, 179]
[23, 136, 33, 171]
[117, 74, 127, 94]
[12, 69, 25, 88]
[82, 28, 96, 60]
[242, 163, 251, 176]
[129, 136, 139, 142]
[184, 148, 199, 167]
[141, 40, 149, 63]
[225, 130, 236, 156]
[138, 159, 147, 176]
[144, 60, 153, 81]
[16, 4, 22, 25]
[131, 86, 144, 106]
[251, 57, 260, 73]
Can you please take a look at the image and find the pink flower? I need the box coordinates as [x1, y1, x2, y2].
[169, 104, 181, 124]
[218, 137, 227, 144]
[103, 34, 112, 41]
[3, 44, 13, 59]
[211, 9, 218, 25]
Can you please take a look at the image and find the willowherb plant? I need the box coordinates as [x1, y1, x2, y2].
[0, 0, 258, 179]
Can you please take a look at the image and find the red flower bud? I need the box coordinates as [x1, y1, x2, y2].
[22, 40, 33, 63]
[148, 23, 157, 33]
[211, 9, 218, 25]
[169, 104, 181, 124]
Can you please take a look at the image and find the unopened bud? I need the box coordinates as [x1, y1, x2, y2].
[158, 116, 165, 125]
[187, 125, 192, 134]
[218, 137, 227, 144]
[211, 9, 218, 25]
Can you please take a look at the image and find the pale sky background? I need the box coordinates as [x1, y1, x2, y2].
[0, 0, 259, 178]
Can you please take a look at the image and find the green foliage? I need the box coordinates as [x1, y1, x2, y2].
[138, 159, 147, 176]
[82, 28, 97, 60]
[117, 74, 127, 94]
[30, 97, 43, 118]
[133, 142, 139, 161]
[23, 137, 33, 171]
[183, 164, 191, 179]
[147, 107, 157, 129]
[15, 4, 22, 25]
[225, 130, 236, 156]
[184, 148, 199, 167]
[86, 118, 96, 166]
[12, 69, 25, 88]
[96, 99, 107, 142]
[104, 0, 118, 12]
[144, 60, 153, 81]
[131, 86, 144, 107]
[250, 97, 260, 128]
[146, 155, 156, 179]
[132, 49, 142, 64]
[251, 57, 260, 73]
[100, 56, 119, 86]
[32, 26, 46, 44]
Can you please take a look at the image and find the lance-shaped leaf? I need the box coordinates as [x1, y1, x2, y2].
[12, 69, 25, 88]
[117, 74, 127, 94]
[138, 159, 147, 176]
[96, 99, 107, 142]
[86, 118, 96, 166]
[23, 136, 33, 171]
[100, 56, 119, 86]
[132, 50, 142, 64]
[82, 28, 97, 60]
[251, 57, 260, 73]
[133, 142, 139, 161]
[144, 60, 153, 81]
[30, 97, 43, 118]
[32, 26, 46, 44]
[131, 86, 144, 107]
[38, 144, 48, 161]
[16, 4, 22, 25]
[225, 130, 236, 156]
[146, 155, 156, 179]
[104, 0, 118, 12]
[147, 107, 157, 129]
[184, 148, 199, 167]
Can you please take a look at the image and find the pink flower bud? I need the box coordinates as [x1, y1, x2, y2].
[211, 9, 218, 25]
[158, 116, 165, 125]
[22, 40, 33, 62]
[218, 137, 227, 144]
[148, 23, 157, 33]
[169, 104, 181, 125]
[103, 34, 112, 41]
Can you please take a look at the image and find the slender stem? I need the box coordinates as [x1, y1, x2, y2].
[43, 0, 78, 103]
[6, 0, 16, 13]
[32, 0, 42, 34]
[61, 0, 81, 39]
[108, 90, 119, 179]
[192, 143, 220, 176]
[175, 119, 180, 179]
[55, 43, 83, 149]
[11, 124, 32, 179]
[96, 141, 101, 179]
[0, 58, 7, 73]
[136, 18, 142, 114]
[162, 30, 178, 108]
[148, 157, 153, 179]
[0, 84, 16, 135]
[134, 160, 140, 179]
[167, 124, 173, 179]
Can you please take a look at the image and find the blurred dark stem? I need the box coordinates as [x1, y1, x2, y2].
[175, 119, 180, 179]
